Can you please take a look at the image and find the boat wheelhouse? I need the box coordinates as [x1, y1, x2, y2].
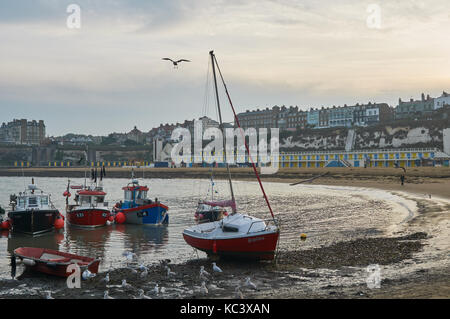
[8, 181, 60, 235]
[114, 178, 169, 225]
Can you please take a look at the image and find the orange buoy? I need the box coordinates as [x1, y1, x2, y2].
[63, 191, 71, 197]
[115, 212, 126, 224]
[1, 220, 10, 230]
[54, 217, 64, 230]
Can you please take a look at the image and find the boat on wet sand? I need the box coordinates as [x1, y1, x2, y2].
[7, 179, 60, 235]
[183, 51, 280, 260]
[13, 247, 100, 278]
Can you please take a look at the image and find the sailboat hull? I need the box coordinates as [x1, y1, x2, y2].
[183, 229, 279, 260]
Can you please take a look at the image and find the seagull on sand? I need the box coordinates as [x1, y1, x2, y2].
[166, 267, 176, 277]
[136, 289, 152, 299]
[121, 279, 133, 290]
[82, 269, 96, 280]
[138, 264, 148, 271]
[212, 262, 223, 273]
[235, 286, 244, 299]
[45, 291, 54, 299]
[245, 277, 257, 290]
[140, 268, 148, 278]
[104, 290, 114, 299]
[101, 273, 110, 283]
[200, 281, 208, 295]
[153, 283, 160, 296]
[200, 266, 210, 279]
[162, 58, 191, 69]
[123, 251, 137, 261]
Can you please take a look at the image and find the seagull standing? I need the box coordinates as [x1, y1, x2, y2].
[101, 273, 110, 284]
[104, 290, 114, 299]
[140, 268, 148, 278]
[162, 58, 191, 69]
[153, 283, 159, 296]
[166, 267, 176, 277]
[235, 286, 244, 299]
[212, 262, 223, 273]
[45, 291, 54, 299]
[200, 266, 210, 280]
[136, 289, 152, 299]
[138, 264, 148, 271]
[200, 281, 208, 295]
[121, 279, 133, 290]
[82, 269, 96, 280]
[245, 277, 257, 290]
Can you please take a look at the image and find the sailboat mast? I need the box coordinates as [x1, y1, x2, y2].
[210, 50, 236, 213]
[212, 53, 276, 222]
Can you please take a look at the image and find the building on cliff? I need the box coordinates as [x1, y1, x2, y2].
[0, 119, 45, 145]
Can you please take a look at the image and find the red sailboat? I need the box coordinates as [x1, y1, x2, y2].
[65, 166, 111, 228]
[183, 51, 280, 260]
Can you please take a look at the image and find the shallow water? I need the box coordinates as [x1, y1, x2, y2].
[0, 176, 413, 279]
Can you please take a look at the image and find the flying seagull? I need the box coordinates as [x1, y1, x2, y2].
[162, 58, 191, 68]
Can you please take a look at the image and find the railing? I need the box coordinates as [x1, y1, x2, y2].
[247, 217, 279, 234]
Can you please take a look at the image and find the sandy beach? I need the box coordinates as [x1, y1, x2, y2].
[0, 167, 449, 299]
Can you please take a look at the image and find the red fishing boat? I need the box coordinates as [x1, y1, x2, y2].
[65, 167, 111, 228]
[183, 51, 280, 260]
[13, 247, 100, 278]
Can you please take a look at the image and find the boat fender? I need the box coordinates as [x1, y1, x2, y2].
[54, 217, 64, 230]
[23, 258, 36, 267]
[115, 212, 126, 224]
[63, 191, 71, 197]
[0, 220, 11, 230]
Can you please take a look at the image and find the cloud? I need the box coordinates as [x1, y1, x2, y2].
[0, 0, 449, 135]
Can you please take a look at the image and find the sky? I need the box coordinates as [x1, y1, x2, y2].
[0, 0, 449, 136]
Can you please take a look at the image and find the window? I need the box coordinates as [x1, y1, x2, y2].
[28, 197, 38, 206]
[80, 196, 91, 205]
[18, 197, 25, 207]
[41, 196, 49, 206]
[124, 191, 132, 201]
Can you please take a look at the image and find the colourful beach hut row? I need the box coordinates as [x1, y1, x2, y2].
[13, 161, 31, 168]
[89, 161, 151, 167]
[278, 150, 437, 168]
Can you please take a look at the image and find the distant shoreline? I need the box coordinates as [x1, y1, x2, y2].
[1, 166, 449, 200]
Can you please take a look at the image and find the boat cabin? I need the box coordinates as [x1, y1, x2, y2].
[74, 190, 108, 208]
[122, 179, 151, 206]
[11, 184, 53, 211]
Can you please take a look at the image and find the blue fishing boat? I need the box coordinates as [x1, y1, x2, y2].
[113, 178, 169, 225]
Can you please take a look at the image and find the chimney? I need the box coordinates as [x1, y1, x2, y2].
[421, 93, 425, 101]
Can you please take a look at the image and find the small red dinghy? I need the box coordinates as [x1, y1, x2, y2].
[13, 247, 100, 278]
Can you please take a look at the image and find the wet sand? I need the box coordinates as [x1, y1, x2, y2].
[1, 167, 449, 299]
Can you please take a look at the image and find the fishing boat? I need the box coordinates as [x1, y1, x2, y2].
[65, 167, 111, 228]
[113, 174, 169, 225]
[183, 51, 280, 260]
[7, 179, 61, 235]
[13, 247, 100, 278]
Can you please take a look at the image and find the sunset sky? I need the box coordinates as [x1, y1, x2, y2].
[0, 0, 449, 136]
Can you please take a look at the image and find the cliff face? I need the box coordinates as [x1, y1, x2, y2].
[280, 119, 450, 152]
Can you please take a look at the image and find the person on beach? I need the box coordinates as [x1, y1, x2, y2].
[400, 174, 405, 186]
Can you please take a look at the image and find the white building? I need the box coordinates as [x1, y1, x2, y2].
[434, 91, 450, 109]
